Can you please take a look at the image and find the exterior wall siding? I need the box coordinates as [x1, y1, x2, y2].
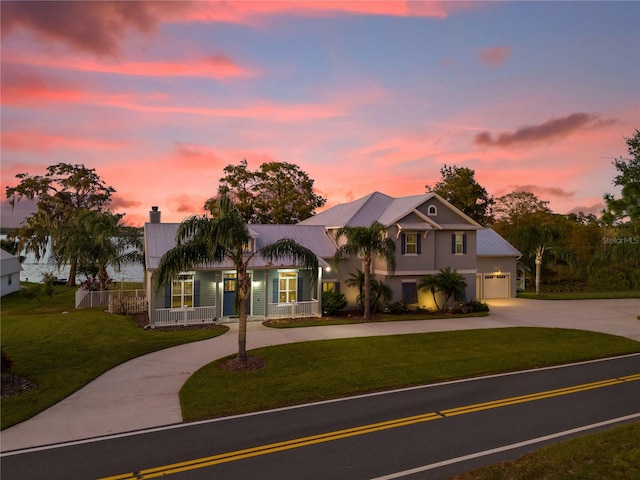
[477, 257, 518, 298]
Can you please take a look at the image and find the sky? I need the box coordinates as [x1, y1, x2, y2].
[1, 1, 639, 227]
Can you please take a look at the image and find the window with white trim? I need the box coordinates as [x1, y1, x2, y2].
[427, 205, 437, 216]
[405, 233, 418, 254]
[172, 273, 194, 308]
[453, 233, 467, 254]
[279, 272, 297, 303]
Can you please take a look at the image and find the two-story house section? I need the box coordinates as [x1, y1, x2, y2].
[300, 191, 515, 309]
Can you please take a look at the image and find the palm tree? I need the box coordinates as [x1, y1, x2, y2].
[346, 269, 393, 314]
[435, 267, 468, 309]
[156, 195, 318, 364]
[78, 210, 143, 290]
[417, 274, 440, 311]
[418, 267, 467, 311]
[334, 222, 396, 320]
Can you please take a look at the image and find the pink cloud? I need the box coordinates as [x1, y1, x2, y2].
[478, 46, 510, 67]
[2, 130, 126, 153]
[4, 52, 255, 80]
[185, 1, 485, 24]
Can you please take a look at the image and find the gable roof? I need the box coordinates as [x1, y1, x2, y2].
[299, 191, 394, 228]
[477, 229, 521, 257]
[300, 191, 482, 230]
[144, 223, 335, 270]
[1, 249, 22, 275]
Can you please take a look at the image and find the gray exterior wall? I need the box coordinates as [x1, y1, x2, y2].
[477, 256, 518, 298]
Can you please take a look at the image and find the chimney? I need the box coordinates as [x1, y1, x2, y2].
[150, 206, 161, 224]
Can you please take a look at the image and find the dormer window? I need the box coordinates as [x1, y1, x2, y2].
[243, 238, 254, 253]
[427, 205, 437, 216]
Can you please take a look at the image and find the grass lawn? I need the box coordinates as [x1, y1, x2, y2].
[518, 290, 640, 300]
[1, 285, 228, 429]
[180, 327, 640, 421]
[447, 421, 640, 480]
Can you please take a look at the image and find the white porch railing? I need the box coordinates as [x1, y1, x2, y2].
[75, 289, 146, 314]
[267, 300, 320, 319]
[153, 306, 217, 327]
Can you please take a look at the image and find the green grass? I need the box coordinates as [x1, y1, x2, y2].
[1, 285, 228, 429]
[180, 327, 640, 421]
[447, 420, 640, 480]
[518, 290, 640, 300]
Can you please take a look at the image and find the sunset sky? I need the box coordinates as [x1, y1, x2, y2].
[2, 1, 639, 227]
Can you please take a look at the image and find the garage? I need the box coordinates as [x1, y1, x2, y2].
[482, 273, 510, 299]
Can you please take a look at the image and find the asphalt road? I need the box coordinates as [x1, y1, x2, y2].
[2, 353, 639, 480]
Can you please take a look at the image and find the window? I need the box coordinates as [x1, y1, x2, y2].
[323, 282, 340, 293]
[172, 273, 195, 308]
[279, 272, 297, 303]
[401, 233, 421, 255]
[405, 233, 418, 254]
[402, 282, 418, 304]
[8, 274, 12, 286]
[427, 205, 437, 216]
[452, 233, 467, 254]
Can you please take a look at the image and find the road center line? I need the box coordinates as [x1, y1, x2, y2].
[99, 373, 640, 480]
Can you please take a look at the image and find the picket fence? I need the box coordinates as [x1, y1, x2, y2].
[75, 288, 147, 315]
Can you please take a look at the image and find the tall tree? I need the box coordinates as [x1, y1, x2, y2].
[334, 222, 396, 320]
[591, 130, 640, 290]
[345, 269, 393, 314]
[603, 129, 640, 230]
[156, 195, 319, 364]
[210, 159, 326, 224]
[6, 163, 116, 286]
[493, 191, 552, 224]
[77, 210, 143, 290]
[426, 164, 493, 225]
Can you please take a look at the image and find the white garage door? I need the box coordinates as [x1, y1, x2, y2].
[483, 274, 510, 299]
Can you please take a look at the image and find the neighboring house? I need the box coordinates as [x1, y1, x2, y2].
[143, 192, 521, 326]
[1, 249, 22, 297]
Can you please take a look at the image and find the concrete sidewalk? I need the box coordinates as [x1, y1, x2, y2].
[1, 298, 638, 452]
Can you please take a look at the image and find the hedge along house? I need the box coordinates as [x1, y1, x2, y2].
[143, 209, 336, 327]
[299, 192, 520, 310]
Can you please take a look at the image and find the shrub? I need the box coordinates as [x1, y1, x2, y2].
[42, 272, 56, 298]
[322, 290, 348, 316]
[467, 300, 490, 312]
[387, 301, 409, 314]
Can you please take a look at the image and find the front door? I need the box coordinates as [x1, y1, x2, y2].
[223, 273, 251, 317]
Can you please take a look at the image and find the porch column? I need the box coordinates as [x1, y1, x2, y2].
[263, 270, 269, 320]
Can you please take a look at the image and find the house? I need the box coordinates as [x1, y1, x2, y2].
[143, 192, 520, 326]
[1, 249, 22, 297]
[143, 219, 336, 327]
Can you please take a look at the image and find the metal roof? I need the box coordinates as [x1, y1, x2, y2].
[299, 192, 394, 227]
[477, 228, 521, 257]
[144, 223, 336, 270]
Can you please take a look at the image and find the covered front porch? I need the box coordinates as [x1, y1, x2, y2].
[148, 267, 322, 328]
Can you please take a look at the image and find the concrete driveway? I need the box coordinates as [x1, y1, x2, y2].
[1, 298, 638, 452]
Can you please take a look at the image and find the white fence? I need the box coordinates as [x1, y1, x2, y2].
[76, 289, 147, 314]
[153, 306, 217, 327]
[267, 300, 320, 319]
